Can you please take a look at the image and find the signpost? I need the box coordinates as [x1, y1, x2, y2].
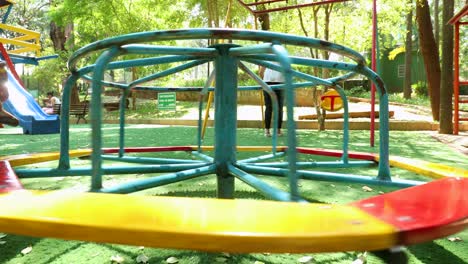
[157, 92, 176, 111]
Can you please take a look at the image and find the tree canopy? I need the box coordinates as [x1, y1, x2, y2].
[3, 0, 466, 106]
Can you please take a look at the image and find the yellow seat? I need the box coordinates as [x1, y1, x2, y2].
[320, 90, 343, 112]
[0, 190, 397, 253]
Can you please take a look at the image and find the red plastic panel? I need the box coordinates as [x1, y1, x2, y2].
[352, 178, 468, 244]
[0, 160, 23, 193]
[296, 147, 376, 161]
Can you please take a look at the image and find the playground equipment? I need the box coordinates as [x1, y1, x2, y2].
[449, 4, 468, 135]
[320, 89, 343, 111]
[0, 29, 467, 263]
[0, 0, 60, 134]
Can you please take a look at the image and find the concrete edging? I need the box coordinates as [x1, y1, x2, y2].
[96, 119, 467, 131]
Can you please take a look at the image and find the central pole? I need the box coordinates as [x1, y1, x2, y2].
[213, 44, 239, 199]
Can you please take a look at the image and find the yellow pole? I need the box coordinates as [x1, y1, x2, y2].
[201, 91, 214, 138]
[201, 2, 234, 139]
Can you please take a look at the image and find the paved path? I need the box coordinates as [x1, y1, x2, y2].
[181, 102, 435, 122]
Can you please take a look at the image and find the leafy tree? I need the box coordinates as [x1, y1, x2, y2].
[4, 0, 50, 45]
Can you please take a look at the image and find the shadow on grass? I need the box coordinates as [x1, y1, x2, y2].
[408, 241, 467, 264]
[0, 235, 41, 263]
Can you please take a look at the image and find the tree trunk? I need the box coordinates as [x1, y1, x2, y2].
[50, 21, 80, 104]
[403, 1, 413, 99]
[438, 0, 454, 134]
[49, 21, 67, 51]
[316, 4, 335, 131]
[416, 0, 441, 121]
[207, 0, 219, 28]
[297, 7, 326, 131]
[434, 0, 440, 49]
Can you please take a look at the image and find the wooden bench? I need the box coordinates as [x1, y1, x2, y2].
[103, 99, 130, 112]
[53, 103, 89, 124]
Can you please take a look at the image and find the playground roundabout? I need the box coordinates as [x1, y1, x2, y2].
[0, 29, 467, 263]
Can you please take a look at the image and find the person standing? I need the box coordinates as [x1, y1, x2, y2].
[262, 66, 284, 137]
[0, 61, 19, 127]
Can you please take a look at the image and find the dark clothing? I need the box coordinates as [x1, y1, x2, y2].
[263, 82, 284, 130]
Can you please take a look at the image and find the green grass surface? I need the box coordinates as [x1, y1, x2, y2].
[0, 125, 467, 264]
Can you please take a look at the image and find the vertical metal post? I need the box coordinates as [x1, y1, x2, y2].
[58, 74, 79, 170]
[90, 47, 120, 191]
[118, 88, 130, 157]
[213, 44, 239, 199]
[370, 0, 378, 147]
[454, 22, 460, 135]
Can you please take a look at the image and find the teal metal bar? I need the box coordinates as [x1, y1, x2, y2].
[197, 70, 216, 152]
[191, 151, 214, 162]
[78, 55, 206, 76]
[236, 164, 423, 188]
[237, 152, 286, 164]
[101, 155, 205, 164]
[238, 62, 279, 154]
[334, 85, 350, 164]
[15, 163, 211, 178]
[58, 73, 80, 170]
[243, 58, 331, 87]
[228, 164, 303, 202]
[271, 44, 300, 201]
[68, 29, 366, 72]
[118, 89, 130, 158]
[212, 44, 239, 199]
[99, 164, 216, 194]
[122, 45, 217, 56]
[359, 67, 391, 181]
[243, 160, 375, 169]
[90, 47, 121, 191]
[130, 59, 210, 87]
[1, 5, 13, 24]
[229, 43, 274, 56]
[54, 28, 396, 202]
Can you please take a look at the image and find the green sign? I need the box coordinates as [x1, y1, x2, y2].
[157, 92, 176, 110]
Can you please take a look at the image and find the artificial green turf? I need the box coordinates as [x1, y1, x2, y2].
[0, 125, 466, 264]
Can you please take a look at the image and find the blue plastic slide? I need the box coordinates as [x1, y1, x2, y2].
[2, 70, 60, 134]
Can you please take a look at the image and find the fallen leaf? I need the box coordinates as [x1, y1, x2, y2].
[136, 254, 149, 263]
[221, 252, 230, 258]
[138, 246, 145, 250]
[21, 246, 32, 255]
[351, 252, 367, 264]
[110, 255, 124, 263]
[448, 237, 463, 242]
[362, 186, 373, 192]
[298, 255, 314, 263]
[215, 257, 228, 263]
[166, 256, 179, 263]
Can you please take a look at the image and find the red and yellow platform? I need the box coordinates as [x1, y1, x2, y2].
[0, 151, 467, 253]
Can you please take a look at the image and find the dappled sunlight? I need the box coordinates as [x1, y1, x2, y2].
[0, 143, 23, 151]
